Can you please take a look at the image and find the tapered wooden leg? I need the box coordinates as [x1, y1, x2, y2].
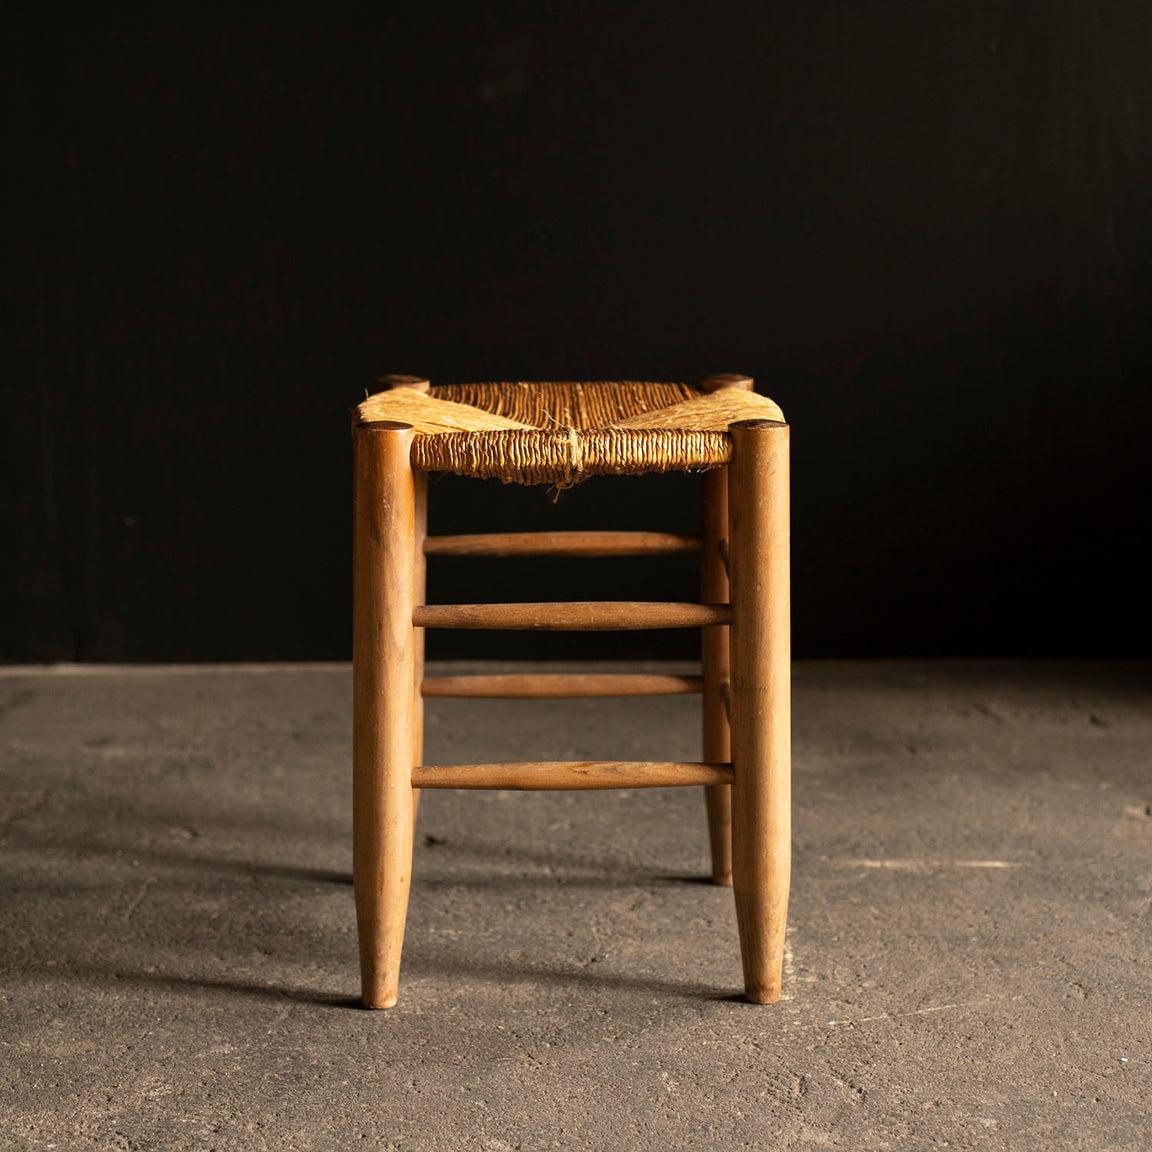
[702, 465, 733, 886]
[411, 470, 427, 825]
[353, 420, 417, 1009]
[728, 419, 791, 1004]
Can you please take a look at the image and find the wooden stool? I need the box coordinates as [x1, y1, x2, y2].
[353, 375, 790, 1006]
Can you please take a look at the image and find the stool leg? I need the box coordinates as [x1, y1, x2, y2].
[728, 419, 791, 1004]
[702, 465, 733, 886]
[411, 470, 427, 826]
[353, 421, 417, 1009]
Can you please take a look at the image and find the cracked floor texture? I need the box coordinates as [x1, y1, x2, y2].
[1, 661, 1150, 1150]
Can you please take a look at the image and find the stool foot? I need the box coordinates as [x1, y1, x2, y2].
[356, 780, 415, 1010]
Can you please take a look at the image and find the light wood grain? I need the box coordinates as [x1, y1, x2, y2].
[379, 373, 430, 393]
[413, 601, 731, 631]
[353, 420, 417, 1009]
[422, 673, 703, 698]
[410, 468, 427, 825]
[424, 530, 701, 557]
[729, 419, 791, 1004]
[702, 465, 733, 886]
[698, 373, 754, 393]
[412, 761, 733, 790]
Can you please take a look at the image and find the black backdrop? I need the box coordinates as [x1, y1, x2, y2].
[4, 5, 1151, 662]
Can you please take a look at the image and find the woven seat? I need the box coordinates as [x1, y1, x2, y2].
[356, 377, 784, 485]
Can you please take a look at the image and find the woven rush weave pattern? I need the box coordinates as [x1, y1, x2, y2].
[432, 381, 699, 429]
[356, 380, 784, 486]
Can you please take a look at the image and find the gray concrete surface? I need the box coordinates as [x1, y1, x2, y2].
[1, 661, 1150, 1150]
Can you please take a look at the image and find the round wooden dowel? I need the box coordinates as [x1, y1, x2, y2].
[424, 531, 702, 557]
[422, 673, 704, 698]
[353, 420, 417, 1009]
[702, 464, 733, 886]
[728, 418, 791, 1005]
[410, 468, 427, 826]
[412, 761, 734, 790]
[413, 601, 731, 631]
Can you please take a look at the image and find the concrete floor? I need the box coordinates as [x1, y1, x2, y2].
[1, 661, 1150, 1150]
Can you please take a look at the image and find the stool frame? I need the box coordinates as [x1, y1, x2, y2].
[352, 378, 790, 1007]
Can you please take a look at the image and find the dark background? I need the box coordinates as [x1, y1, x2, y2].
[4, 5, 1151, 663]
